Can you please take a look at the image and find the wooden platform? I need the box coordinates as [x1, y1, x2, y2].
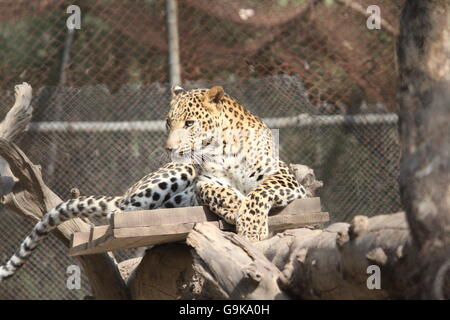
[69, 197, 329, 256]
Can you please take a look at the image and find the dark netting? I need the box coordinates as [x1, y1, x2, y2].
[0, 0, 403, 299]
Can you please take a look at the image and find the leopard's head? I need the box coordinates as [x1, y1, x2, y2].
[165, 86, 226, 161]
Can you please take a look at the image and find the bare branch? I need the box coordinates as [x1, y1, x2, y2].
[0, 82, 33, 142]
[0, 82, 33, 196]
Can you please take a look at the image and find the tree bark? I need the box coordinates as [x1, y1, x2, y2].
[397, 0, 450, 299]
[277, 213, 411, 299]
[0, 83, 33, 143]
[186, 222, 290, 300]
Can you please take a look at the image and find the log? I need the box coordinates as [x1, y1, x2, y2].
[277, 213, 411, 299]
[127, 212, 412, 300]
[186, 222, 290, 300]
[126, 244, 205, 300]
[159, 213, 412, 300]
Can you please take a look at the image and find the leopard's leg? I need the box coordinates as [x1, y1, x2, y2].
[196, 177, 245, 225]
[121, 162, 198, 211]
[237, 164, 307, 242]
[162, 184, 198, 208]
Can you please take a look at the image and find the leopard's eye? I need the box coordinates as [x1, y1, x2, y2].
[185, 120, 195, 128]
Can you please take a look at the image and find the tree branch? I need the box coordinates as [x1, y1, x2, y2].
[0, 82, 33, 142]
[0, 83, 129, 299]
[0, 83, 33, 196]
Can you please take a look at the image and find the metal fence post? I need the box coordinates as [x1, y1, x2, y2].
[166, 0, 181, 86]
[47, 27, 75, 184]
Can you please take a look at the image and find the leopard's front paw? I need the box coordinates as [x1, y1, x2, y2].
[236, 211, 269, 242]
[242, 232, 265, 242]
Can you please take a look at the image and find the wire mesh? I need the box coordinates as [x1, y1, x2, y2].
[0, 0, 403, 299]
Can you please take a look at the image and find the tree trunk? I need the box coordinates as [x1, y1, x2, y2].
[397, 0, 450, 299]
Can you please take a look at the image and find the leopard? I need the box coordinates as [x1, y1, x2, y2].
[0, 85, 306, 282]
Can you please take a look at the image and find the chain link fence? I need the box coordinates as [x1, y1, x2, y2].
[0, 0, 403, 299]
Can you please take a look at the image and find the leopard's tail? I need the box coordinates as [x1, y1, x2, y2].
[0, 195, 123, 283]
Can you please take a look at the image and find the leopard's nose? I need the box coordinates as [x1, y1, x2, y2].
[165, 146, 178, 153]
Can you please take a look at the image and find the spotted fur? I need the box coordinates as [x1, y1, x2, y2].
[0, 86, 305, 283]
[166, 86, 306, 240]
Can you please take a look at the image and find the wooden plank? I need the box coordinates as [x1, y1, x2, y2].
[70, 230, 89, 248]
[69, 225, 112, 256]
[70, 225, 110, 250]
[270, 197, 321, 216]
[70, 233, 187, 256]
[70, 223, 211, 256]
[113, 198, 321, 229]
[112, 206, 217, 229]
[114, 221, 225, 238]
[88, 225, 113, 248]
[68, 210, 329, 257]
[269, 212, 329, 232]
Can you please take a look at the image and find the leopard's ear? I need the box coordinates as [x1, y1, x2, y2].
[206, 86, 225, 104]
[171, 85, 185, 97]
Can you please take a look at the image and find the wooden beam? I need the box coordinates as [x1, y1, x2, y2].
[69, 198, 328, 257]
[112, 197, 321, 229]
